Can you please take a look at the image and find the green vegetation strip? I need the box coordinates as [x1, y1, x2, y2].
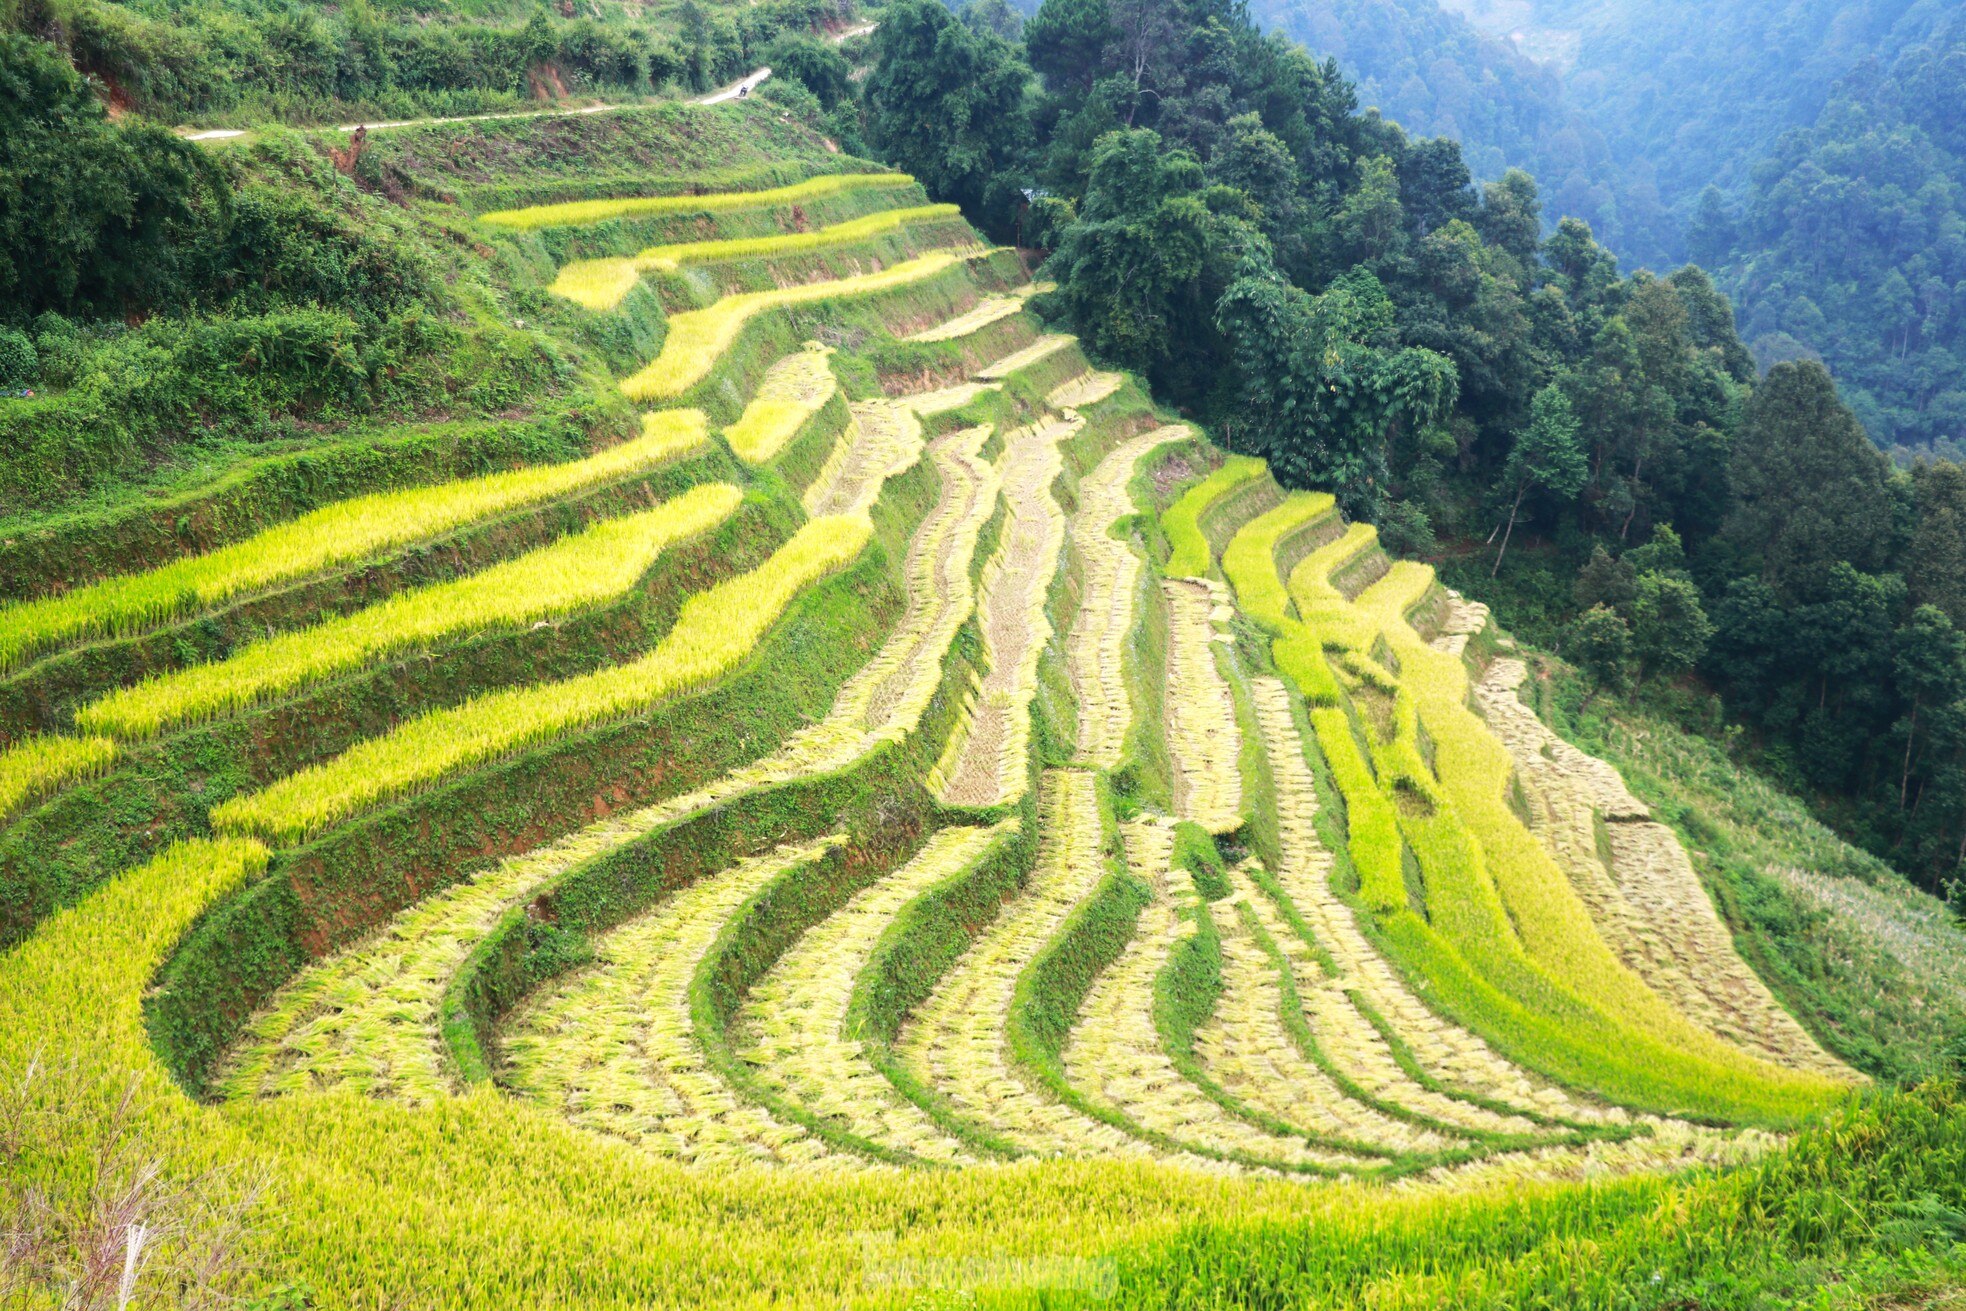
[1162, 455, 1267, 578]
[0, 411, 709, 675]
[478, 172, 916, 230]
[212, 513, 874, 842]
[76, 484, 743, 740]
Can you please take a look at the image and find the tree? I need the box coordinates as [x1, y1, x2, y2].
[1624, 523, 1689, 580]
[960, 0, 1025, 43]
[1574, 545, 1637, 612]
[1041, 129, 1249, 397]
[1909, 461, 1966, 626]
[1630, 572, 1712, 680]
[1725, 360, 1893, 598]
[1570, 603, 1633, 696]
[1493, 385, 1586, 574]
[0, 32, 225, 319]
[762, 34, 852, 109]
[862, 0, 1029, 218]
[1893, 606, 1966, 808]
[1215, 261, 1458, 512]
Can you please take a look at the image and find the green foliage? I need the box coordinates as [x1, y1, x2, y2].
[0, 327, 34, 386]
[863, 0, 1029, 218]
[1570, 604, 1634, 695]
[1630, 572, 1712, 680]
[762, 32, 852, 108]
[0, 31, 225, 321]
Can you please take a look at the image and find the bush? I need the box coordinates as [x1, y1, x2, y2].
[0, 328, 36, 387]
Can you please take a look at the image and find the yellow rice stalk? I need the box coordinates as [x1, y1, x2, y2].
[723, 345, 838, 465]
[1470, 646, 1852, 1078]
[505, 837, 852, 1168]
[549, 258, 645, 311]
[903, 282, 1045, 343]
[740, 823, 1015, 1164]
[802, 400, 925, 519]
[974, 333, 1077, 381]
[224, 428, 999, 1110]
[0, 734, 118, 819]
[1046, 371, 1127, 412]
[1063, 818, 1357, 1169]
[620, 253, 966, 402]
[900, 769, 1155, 1156]
[77, 484, 744, 740]
[550, 205, 965, 310]
[1201, 862, 1464, 1155]
[1161, 578, 1243, 833]
[1243, 676, 1613, 1130]
[1065, 428, 1170, 770]
[898, 380, 1001, 417]
[1351, 563, 1850, 1105]
[0, 411, 710, 674]
[478, 172, 917, 230]
[212, 513, 874, 842]
[930, 416, 1075, 808]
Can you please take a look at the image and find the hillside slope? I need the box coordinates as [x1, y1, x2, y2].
[0, 105, 1963, 1309]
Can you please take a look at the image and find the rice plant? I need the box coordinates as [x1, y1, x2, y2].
[478, 172, 917, 230]
[803, 400, 925, 519]
[504, 837, 849, 1167]
[1161, 455, 1268, 579]
[0, 734, 118, 820]
[1200, 869, 1467, 1156]
[901, 769, 1148, 1156]
[1066, 430, 1167, 771]
[1346, 563, 1852, 1116]
[1046, 370, 1127, 412]
[930, 416, 1075, 808]
[211, 513, 874, 842]
[0, 410, 711, 675]
[550, 205, 966, 310]
[227, 429, 1001, 1108]
[620, 253, 968, 402]
[77, 483, 744, 740]
[1242, 677, 1609, 1132]
[1162, 578, 1243, 833]
[1467, 613, 1850, 1076]
[1062, 818, 1357, 1169]
[903, 282, 1047, 343]
[974, 333, 1077, 381]
[739, 823, 1013, 1165]
[723, 345, 838, 465]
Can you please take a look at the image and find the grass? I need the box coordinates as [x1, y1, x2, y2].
[478, 172, 916, 230]
[0, 410, 710, 674]
[211, 512, 874, 842]
[619, 253, 970, 402]
[75, 483, 743, 740]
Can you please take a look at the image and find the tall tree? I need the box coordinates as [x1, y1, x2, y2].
[1492, 385, 1586, 574]
[1725, 360, 1894, 598]
[862, 0, 1030, 218]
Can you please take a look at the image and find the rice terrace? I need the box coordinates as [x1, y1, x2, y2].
[3, 3, 1966, 1306]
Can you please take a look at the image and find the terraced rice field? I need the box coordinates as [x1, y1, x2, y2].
[931, 414, 1074, 808]
[0, 158, 1895, 1310]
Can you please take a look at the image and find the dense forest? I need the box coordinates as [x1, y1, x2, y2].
[1694, 30, 1966, 457]
[1249, 0, 1965, 456]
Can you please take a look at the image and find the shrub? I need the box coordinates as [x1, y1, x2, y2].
[0, 328, 36, 387]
